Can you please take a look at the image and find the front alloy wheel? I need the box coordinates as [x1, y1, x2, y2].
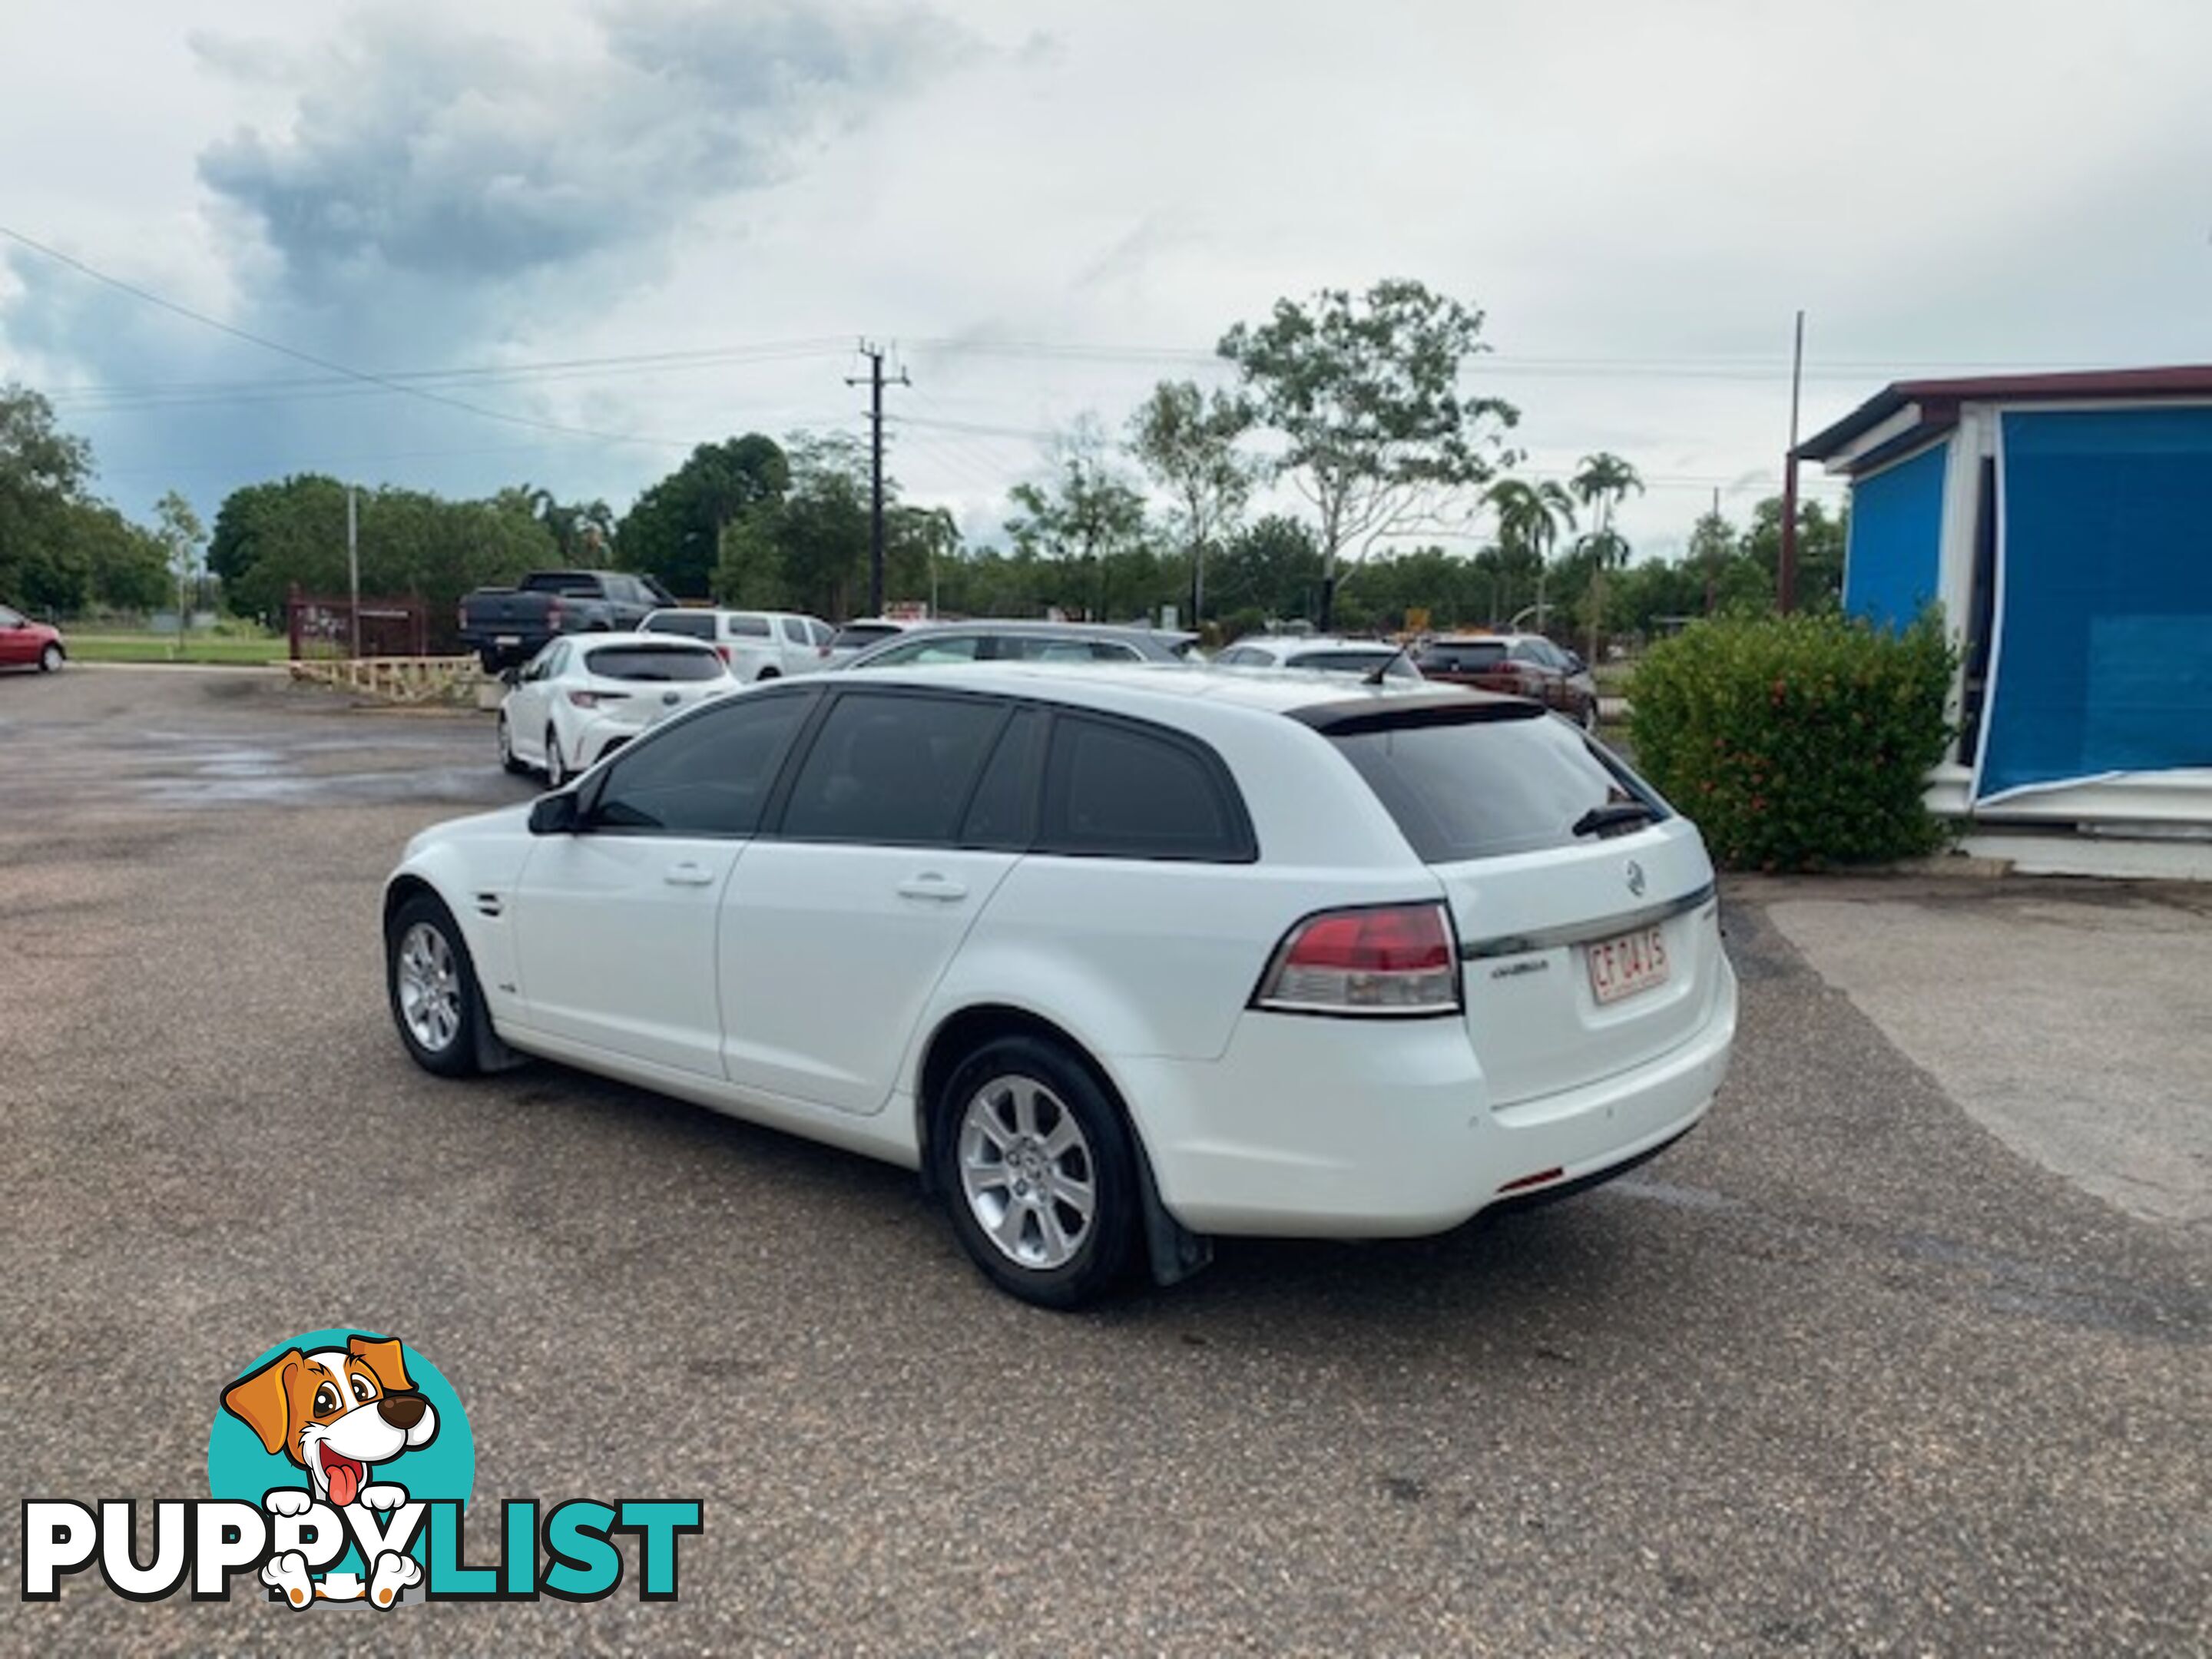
[39, 643, 63, 673]
[386, 894, 484, 1078]
[935, 1035, 1139, 1308]
[497, 713, 528, 775]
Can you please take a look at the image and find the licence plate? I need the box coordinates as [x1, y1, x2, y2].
[495, 634, 521, 647]
[1588, 926, 1670, 1005]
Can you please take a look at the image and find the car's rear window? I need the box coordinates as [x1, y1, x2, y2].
[1416, 641, 1508, 672]
[583, 645, 726, 682]
[642, 612, 715, 641]
[832, 624, 902, 650]
[1329, 711, 1666, 862]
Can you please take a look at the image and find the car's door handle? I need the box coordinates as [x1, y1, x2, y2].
[896, 873, 968, 902]
[664, 861, 717, 887]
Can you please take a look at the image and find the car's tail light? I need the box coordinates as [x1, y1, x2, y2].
[1253, 902, 1460, 1015]
[716, 644, 731, 663]
[568, 689, 628, 708]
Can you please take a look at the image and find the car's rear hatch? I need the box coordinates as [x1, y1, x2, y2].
[579, 642, 730, 724]
[1310, 697, 1724, 1107]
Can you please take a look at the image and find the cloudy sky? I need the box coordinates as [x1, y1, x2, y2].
[4, 0, 2208, 561]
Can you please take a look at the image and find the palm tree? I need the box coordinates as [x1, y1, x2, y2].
[1483, 477, 1576, 628]
[1568, 454, 1643, 657]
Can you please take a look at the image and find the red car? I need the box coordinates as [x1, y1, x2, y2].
[1414, 633, 1599, 728]
[0, 604, 67, 673]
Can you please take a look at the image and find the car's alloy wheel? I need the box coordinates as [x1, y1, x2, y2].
[545, 727, 568, 789]
[385, 895, 484, 1078]
[38, 643, 62, 673]
[935, 1035, 1139, 1308]
[497, 714, 528, 775]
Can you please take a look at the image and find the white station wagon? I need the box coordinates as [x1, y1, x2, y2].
[386, 664, 1735, 1306]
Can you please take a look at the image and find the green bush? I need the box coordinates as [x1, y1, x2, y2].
[1628, 612, 1957, 870]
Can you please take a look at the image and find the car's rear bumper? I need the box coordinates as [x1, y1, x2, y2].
[1114, 957, 1736, 1237]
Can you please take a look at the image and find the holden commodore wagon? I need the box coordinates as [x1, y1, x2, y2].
[383, 664, 1734, 1306]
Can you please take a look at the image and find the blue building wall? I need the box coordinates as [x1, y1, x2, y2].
[1842, 442, 1948, 632]
[1979, 406, 2212, 800]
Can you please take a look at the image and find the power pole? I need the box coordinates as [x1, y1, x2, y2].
[1778, 309, 1805, 614]
[846, 342, 909, 617]
[1706, 485, 1720, 616]
[346, 483, 360, 659]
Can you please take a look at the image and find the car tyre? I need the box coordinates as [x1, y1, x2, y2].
[757, 667, 781, 680]
[386, 893, 485, 1078]
[38, 643, 64, 672]
[932, 1034, 1141, 1309]
[545, 727, 568, 789]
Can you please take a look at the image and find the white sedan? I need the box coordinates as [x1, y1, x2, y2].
[495, 632, 732, 786]
[389, 662, 1734, 1307]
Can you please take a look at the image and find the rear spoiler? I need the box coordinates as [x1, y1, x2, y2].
[1286, 691, 1545, 736]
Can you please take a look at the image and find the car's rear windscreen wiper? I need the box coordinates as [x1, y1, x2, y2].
[1571, 801, 1660, 838]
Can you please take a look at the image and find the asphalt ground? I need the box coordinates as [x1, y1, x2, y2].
[2, 665, 2207, 1656]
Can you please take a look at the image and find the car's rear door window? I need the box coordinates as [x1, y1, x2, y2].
[727, 614, 773, 638]
[588, 690, 816, 836]
[1038, 714, 1254, 861]
[958, 707, 1046, 849]
[1325, 708, 1666, 861]
[777, 691, 1007, 845]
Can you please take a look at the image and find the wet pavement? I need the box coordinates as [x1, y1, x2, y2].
[2, 665, 2207, 1655]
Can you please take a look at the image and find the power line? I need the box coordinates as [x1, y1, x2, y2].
[0, 224, 694, 451]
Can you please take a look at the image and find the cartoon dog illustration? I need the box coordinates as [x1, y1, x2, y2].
[220, 1334, 437, 1608]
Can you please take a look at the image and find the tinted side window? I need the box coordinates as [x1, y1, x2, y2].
[780, 618, 809, 644]
[645, 611, 715, 641]
[727, 614, 773, 638]
[1039, 715, 1253, 862]
[779, 693, 1005, 845]
[959, 707, 1045, 849]
[590, 691, 813, 836]
[859, 634, 982, 667]
[810, 619, 836, 646]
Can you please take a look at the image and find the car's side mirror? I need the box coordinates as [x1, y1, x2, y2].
[501, 666, 522, 687]
[528, 790, 581, 835]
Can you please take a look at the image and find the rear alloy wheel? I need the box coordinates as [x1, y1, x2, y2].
[386, 893, 485, 1078]
[496, 713, 528, 775]
[934, 1035, 1140, 1309]
[38, 643, 63, 673]
[545, 727, 568, 789]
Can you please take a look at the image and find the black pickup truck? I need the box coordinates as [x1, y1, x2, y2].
[457, 569, 677, 671]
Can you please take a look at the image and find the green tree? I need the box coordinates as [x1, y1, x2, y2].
[1569, 452, 1643, 657]
[0, 382, 97, 613]
[1126, 380, 1253, 624]
[1204, 513, 1325, 625]
[1743, 495, 1848, 611]
[1005, 418, 1153, 620]
[1484, 476, 1576, 628]
[620, 435, 789, 598]
[154, 490, 206, 650]
[1218, 279, 1518, 628]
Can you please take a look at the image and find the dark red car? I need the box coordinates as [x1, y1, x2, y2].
[1414, 633, 1599, 728]
[0, 604, 66, 673]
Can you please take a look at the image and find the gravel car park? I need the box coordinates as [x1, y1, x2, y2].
[7, 667, 2208, 1653]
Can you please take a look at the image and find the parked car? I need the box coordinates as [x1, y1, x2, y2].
[387, 661, 1735, 1308]
[640, 608, 835, 680]
[1414, 634, 1599, 728]
[821, 618, 917, 667]
[840, 619, 1200, 670]
[494, 632, 732, 786]
[459, 569, 677, 673]
[1211, 634, 1422, 680]
[0, 604, 66, 672]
